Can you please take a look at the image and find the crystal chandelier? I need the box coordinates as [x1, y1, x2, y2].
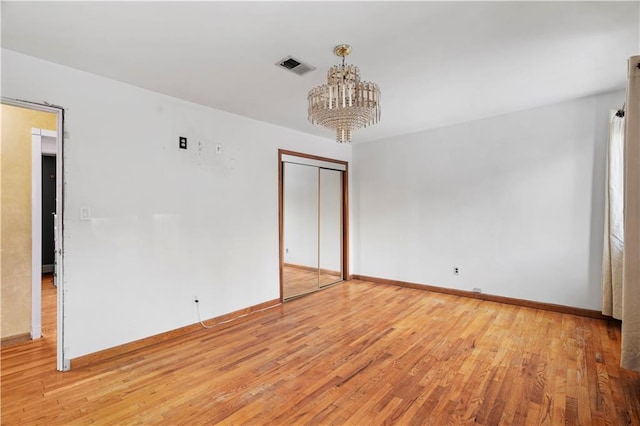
[307, 44, 381, 143]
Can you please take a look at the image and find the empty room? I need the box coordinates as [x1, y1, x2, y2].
[1, 1, 639, 424]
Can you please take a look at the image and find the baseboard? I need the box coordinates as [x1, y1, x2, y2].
[284, 263, 341, 276]
[1, 333, 31, 347]
[42, 264, 54, 273]
[351, 274, 613, 321]
[71, 298, 281, 369]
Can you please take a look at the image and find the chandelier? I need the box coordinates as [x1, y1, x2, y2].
[307, 44, 381, 143]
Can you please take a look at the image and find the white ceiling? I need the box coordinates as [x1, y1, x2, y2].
[1, 1, 638, 143]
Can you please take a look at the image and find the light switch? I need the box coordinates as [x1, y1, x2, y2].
[80, 207, 91, 221]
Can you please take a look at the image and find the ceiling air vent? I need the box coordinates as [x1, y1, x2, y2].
[276, 56, 316, 76]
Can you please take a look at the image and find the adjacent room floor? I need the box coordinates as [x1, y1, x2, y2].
[1, 276, 639, 424]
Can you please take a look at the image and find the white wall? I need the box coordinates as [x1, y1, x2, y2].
[2, 49, 351, 358]
[352, 90, 625, 310]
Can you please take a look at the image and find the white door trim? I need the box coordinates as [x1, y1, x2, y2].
[31, 129, 44, 340]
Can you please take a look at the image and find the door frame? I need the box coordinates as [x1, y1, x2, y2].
[2, 98, 67, 371]
[278, 149, 349, 301]
[30, 127, 57, 340]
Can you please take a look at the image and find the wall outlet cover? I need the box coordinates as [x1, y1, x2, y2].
[79, 206, 91, 221]
[179, 137, 187, 149]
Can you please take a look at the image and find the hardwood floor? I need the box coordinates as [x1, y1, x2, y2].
[283, 265, 342, 299]
[2, 276, 639, 425]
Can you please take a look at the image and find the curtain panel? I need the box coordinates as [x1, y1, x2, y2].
[602, 112, 625, 319]
[621, 55, 640, 372]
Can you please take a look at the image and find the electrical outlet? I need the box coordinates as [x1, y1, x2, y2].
[215, 144, 223, 154]
[472, 288, 482, 294]
[453, 266, 460, 275]
[285, 248, 289, 254]
[179, 136, 187, 149]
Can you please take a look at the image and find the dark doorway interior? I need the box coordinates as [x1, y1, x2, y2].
[41, 155, 56, 272]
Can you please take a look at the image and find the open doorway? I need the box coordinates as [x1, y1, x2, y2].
[1, 99, 66, 371]
[42, 141, 57, 275]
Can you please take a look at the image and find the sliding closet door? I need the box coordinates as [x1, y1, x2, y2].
[282, 163, 319, 298]
[319, 168, 343, 287]
[280, 150, 348, 301]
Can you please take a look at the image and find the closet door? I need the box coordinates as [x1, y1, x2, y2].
[282, 162, 319, 298]
[319, 168, 343, 287]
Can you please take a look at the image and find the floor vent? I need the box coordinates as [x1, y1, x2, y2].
[276, 56, 315, 76]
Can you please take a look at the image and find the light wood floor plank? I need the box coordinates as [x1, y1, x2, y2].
[2, 276, 640, 425]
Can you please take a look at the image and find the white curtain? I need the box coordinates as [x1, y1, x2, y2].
[620, 56, 640, 372]
[602, 112, 625, 319]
